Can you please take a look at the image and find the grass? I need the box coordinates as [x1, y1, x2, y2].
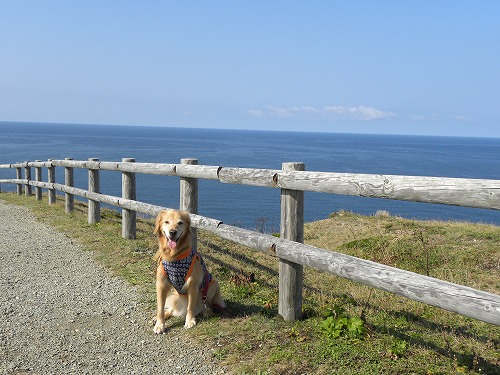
[1, 193, 499, 374]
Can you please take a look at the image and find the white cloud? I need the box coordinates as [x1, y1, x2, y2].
[246, 109, 264, 118]
[411, 114, 438, 122]
[267, 106, 320, 118]
[453, 115, 473, 122]
[247, 105, 395, 121]
[411, 114, 476, 123]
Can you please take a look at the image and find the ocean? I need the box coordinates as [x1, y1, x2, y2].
[0, 122, 499, 228]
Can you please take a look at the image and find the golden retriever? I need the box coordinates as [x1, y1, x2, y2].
[153, 209, 225, 334]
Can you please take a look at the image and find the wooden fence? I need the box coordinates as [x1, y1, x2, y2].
[1, 158, 499, 326]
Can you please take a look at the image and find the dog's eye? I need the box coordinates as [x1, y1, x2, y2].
[178, 221, 184, 226]
[164, 220, 170, 225]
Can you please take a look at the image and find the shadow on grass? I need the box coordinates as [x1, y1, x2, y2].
[370, 320, 499, 373]
[200, 239, 278, 277]
[220, 300, 277, 319]
[392, 309, 499, 346]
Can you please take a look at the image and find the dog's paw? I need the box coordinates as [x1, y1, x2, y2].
[184, 317, 196, 329]
[153, 321, 165, 334]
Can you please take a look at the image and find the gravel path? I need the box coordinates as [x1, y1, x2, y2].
[0, 200, 225, 374]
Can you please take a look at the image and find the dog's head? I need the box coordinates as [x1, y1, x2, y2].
[154, 210, 191, 250]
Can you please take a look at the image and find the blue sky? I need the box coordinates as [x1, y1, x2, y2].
[1, 1, 499, 137]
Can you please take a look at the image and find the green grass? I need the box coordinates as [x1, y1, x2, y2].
[1, 193, 499, 374]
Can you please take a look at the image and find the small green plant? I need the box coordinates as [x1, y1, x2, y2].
[231, 283, 258, 300]
[212, 348, 228, 360]
[320, 305, 365, 340]
[387, 337, 409, 359]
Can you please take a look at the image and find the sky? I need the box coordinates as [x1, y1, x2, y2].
[1, 1, 499, 137]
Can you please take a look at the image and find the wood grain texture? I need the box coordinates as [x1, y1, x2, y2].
[23, 163, 31, 196]
[47, 159, 56, 205]
[218, 167, 279, 187]
[121, 158, 136, 239]
[279, 162, 305, 321]
[276, 171, 500, 210]
[64, 158, 74, 212]
[180, 158, 199, 250]
[87, 158, 100, 223]
[272, 237, 500, 326]
[35, 161, 42, 201]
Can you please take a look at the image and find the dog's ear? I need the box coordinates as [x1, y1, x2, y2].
[153, 211, 166, 235]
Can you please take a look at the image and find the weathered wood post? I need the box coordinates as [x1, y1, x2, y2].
[122, 158, 136, 239]
[16, 164, 22, 195]
[65, 158, 74, 213]
[47, 159, 56, 204]
[24, 161, 32, 196]
[35, 160, 42, 201]
[278, 162, 305, 321]
[88, 158, 100, 224]
[180, 158, 198, 251]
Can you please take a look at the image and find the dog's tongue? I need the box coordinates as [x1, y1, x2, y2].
[168, 238, 177, 248]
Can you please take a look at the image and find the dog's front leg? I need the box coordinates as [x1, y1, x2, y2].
[154, 271, 169, 334]
[185, 286, 198, 329]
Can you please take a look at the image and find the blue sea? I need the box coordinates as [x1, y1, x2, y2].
[0, 122, 499, 228]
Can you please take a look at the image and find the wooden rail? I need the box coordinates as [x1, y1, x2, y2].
[0, 158, 499, 325]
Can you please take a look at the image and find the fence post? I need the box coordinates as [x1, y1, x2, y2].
[47, 159, 56, 204]
[24, 161, 32, 196]
[122, 158, 136, 239]
[180, 158, 198, 251]
[88, 158, 100, 224]
[16, 164, 22, 195]
[278, 162, 305, 322]
[35, 160, 42, 201]
[65, 158, 74, 213]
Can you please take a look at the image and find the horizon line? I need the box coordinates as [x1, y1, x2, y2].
[1, 120, 499, 140]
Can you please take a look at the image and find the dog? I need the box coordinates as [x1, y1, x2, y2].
[153, 209, 225, 334]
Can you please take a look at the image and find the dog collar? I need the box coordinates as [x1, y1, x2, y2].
[173, 247, 192, 261]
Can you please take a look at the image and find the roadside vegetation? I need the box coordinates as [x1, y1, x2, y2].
[1, 192, 499, 374]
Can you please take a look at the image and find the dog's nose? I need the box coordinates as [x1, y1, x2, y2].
[169, 229, 177, 238]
